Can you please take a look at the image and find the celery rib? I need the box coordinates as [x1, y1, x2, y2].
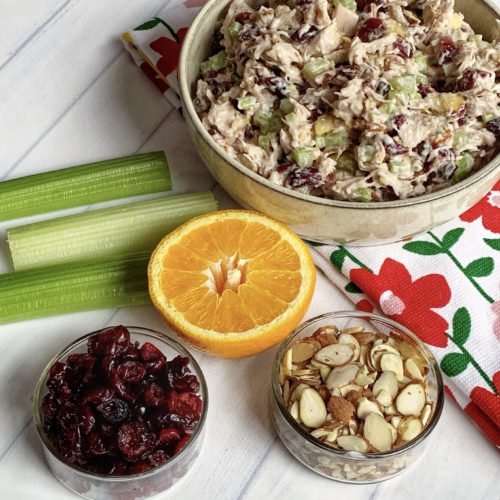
[0, 152, 171, 222]
[8, 191, 218, 270]
[0, 254, 151, 324]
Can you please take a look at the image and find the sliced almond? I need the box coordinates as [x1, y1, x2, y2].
[310, 358, 330, 369]
[375, 389, 393, 407]
[405, 358, 423, 381]
[391, 416, 402, 428]
[355, 367, 377, 386]
[356, 397, 383, 420]
[380, 353, 404, 381]
[420, 404, 432, 426]
[364, 413, 393, 452]
[325, 428, 341, 443]
[287, 376, 321, 386]
[348, 418, 358, 435]
[338, 333, 361, 362]
[359, 344, 370, 365]
[384, 404, 398, 416]
[314, 325, 339, 336]
[292, 369, 318, 376]
[395, 383, 426, 416]
[325, 363, 359, 389]
[373, 371, 398, 399]
[337, 435, 368, 453]
[328, 396, 355, 422]
[342, 326, 364, 334]
[290, 382, 309, 402]
[352, 331, 377, 345]
[290, 400, 301, 423]
[311, 427, 330, 439]
[398, 417, 423, 442]
[317, 385, 331, 403]
[339, 383, 363, 397]
[299, 387, 327, 428]
[283, 348, 293, 375]
[279, 363, 286, 385]
[396, 340, 420, 360]
[370, 344, 401, 370]
[320, 366, 332, 383]
[291, 342, 318, 363]
[282, 380, 290, 403]
[344, 390, 362, 405]
[314, 344, 354, 366]
[388, 423, 397, 443]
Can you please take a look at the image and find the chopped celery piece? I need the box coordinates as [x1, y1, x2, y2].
[388, 155, 412, 174]
[333, 0, 356, 11]
[258, 134, 271, 151]
[292, 147, 315, 168]
[200, 50, 228, 75]
[388, 89, 421, 102]
[302, 58, 329, 79]
[237, 95, 256, 110]
[336, 153, 357, 173]
[389, 75, 416, 92]
[0, 253, 151, 324]
[380, 101, 397, 115]
[452, 129, 471, 148]
[314, 115, 336, 136]
[415, 74, 428, 83]
[357, 143, 376, 162]
[355, 188, 372, 202]
[483, 114, 496, 123]
[229, 21, 242, 40]
[254, 110, 282, 134]
[279, 98, 295, 114]
[316, 130, 349, 148]
[284, 112, 296, 126]
[0, 152, 171, 223]
[468, 33, 487, 49]
[414, 51, 428, 72]
[453, 154, 474, 182]
[8, 192, 217, 271]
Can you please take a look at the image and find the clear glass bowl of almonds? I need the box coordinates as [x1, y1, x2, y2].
[271, 311, 444, 484]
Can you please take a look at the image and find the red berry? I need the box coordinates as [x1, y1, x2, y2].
[385, 141, 408, 156]
[438, 36, 457, 64]
[486, 117, 500, 139]
[417, 83, 435, 97]
[88, 326, 130, 356]
[140, 342, 166, 362]
[117, 420, 156, 461]
[86, 432, 108, 455]
[144, 383, 166, 407]
[394, 38, 414, 58]
[174, 435, 191, 455]
[97, 398, 130, 424]
[116, 361, 146, 384]
[286, 167, 322, 188]
[159, 427, 181, 444]
[357, 18, 385, 43]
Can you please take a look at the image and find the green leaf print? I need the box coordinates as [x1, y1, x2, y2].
[402, 241, 443, 255]
[464, 257, 494, 277]
[451, 307, 471, 346]
[345, 282, 362, 293]
[440, 352, 470, 377]
[134, 18, 163, 30]
[330, 248, 347, 271]
[484, 238, 500, 251]
[441, 228, 465, 249]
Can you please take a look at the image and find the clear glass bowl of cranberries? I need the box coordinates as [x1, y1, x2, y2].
[33, 325, 208, 500]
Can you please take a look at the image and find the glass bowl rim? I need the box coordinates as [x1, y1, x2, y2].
[272, 311, 444, 460]
[33, 325, 208, 482]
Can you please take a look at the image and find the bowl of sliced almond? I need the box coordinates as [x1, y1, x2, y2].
[271, 311, 444, 483]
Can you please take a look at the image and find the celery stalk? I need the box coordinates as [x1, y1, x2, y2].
[302, 58, 329, 79]
[8, 192, 217, 271]
[0, 253, 151, 324]
[0, 152, 171, 222]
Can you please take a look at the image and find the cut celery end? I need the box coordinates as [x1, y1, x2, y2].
[8, 191, 218, 271]
[355, 188, 372, 202]
[414, 51, 428, 72]
[336, 153, 357, 173]
[316, 130, 349, 149]
[279, 98, 295, 115]
[483, 114, 496, 123]
[258, 134, 271, 151]
[229, 22, 242, 40]
[292, 147, 315, 168]
[200, 51, 228, 75]
[0, 253, 151, 325]
[333, 0, 356, 11]
[302, 58, 329, 79]
[237, 95, 256, 110]
[389, 75, 416, 92]
[255, 111, 281, 134]
[0, 152, 171, 223]
[453, 154, 474, 182]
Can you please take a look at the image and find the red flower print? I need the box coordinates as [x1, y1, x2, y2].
[465, 371, 500, 446]
[150, 27, 189, 78]
[350, 259, 451, 347]
[356, 299, 374, 313]
[139, 61, 169, 93]
[460, 180, 500, 233]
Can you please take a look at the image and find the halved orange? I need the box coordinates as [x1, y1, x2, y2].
[148, 210, 316, 358]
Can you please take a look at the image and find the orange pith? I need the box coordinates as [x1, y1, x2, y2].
[148, 210, 316, 358]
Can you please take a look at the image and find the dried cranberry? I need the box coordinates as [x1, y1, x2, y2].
[159, 428, 181, 445]
[88, 326, 130, 356]
[456, 68, 490, 91]
[174, 435, 191, 455]
[168, 356, 190, 377]
[148, 450, 169, 467]
[457, 117, 466, 126]
[415, 140, 431, 158]
[393, 114, 407, 128]
[380, 186, 398, 201]
[385, 141, 408, 156]
[97, 398, 130, 424]
[173, 374, 200, 393]
[67, 353, 96, 385]
[81, 386, 115, 405]
[287, 168, 322, 188]
[140, 342, 165, 362]
[86, 432, 108, 455]
[291, 25, 318, 44]
[47, 362, 70, 391]
[436, 147, 455, 162]
[167, 391, 202, 420]
[121, 341, 141, 361]
[357, 18, 385, 43]
[438, 36, 457, 64]
[486, 117, 500, 139]
[337, 64, 360, 79]
[129, 461, 151, 474]
[78, 405, 96, 434]
[117, 420, 156, 461]
[417, 83, 435, 98]
[277, 162, 294, 174]
[376, 81, 390, 96]
[144, 383, 166, 407]
[54, 429, 82, 462]
[42, 393, 59, 420]
[244, 126, 254, 140]
[116, 362, 146, 384]
[394, 38, 414, 58]
[235, 11, 252, 23]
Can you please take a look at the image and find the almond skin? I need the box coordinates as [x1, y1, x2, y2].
[327, 396, 355, 422]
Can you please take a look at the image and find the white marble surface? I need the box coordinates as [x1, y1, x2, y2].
[0, 1, 498, 499]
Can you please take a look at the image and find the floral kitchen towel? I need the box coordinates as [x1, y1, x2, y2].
[122, 3, 500, 446]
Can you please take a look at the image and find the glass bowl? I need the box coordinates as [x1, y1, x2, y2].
[271, 311, 444, 484]
[33, 326, 208, 500]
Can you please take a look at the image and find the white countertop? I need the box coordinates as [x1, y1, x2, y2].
[0, 1, 498, 499]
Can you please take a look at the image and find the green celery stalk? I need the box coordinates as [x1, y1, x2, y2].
[8, 191, 217, 270]
[0, 151, 171, 222]
[0, 253, 151, 325]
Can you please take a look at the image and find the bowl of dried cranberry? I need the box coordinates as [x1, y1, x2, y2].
[33, 325, 208, 500]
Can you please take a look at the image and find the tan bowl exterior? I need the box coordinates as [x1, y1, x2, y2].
[179, 0, 500, 245]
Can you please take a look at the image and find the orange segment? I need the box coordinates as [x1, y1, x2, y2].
[148, 210, 316, 358]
